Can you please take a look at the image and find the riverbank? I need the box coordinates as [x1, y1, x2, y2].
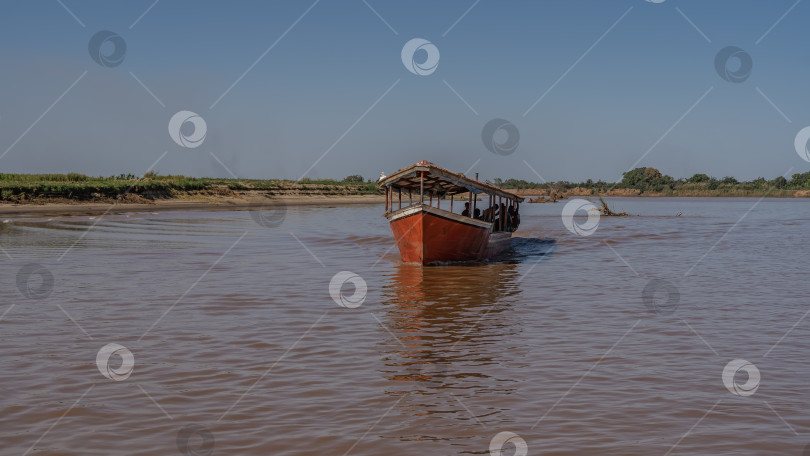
[4, 189, 809, 217]
[0, 174, 385, 215]
[2, 171, 809, 216]
[0, 193, 384, 216]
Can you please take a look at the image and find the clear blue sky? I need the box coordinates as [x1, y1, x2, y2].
[0, 0, 808, 182]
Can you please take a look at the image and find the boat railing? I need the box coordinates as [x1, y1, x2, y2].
[382, 171, 521, 232]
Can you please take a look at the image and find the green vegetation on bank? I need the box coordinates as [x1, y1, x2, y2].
[0, 172, 379, 202]
[495, 167, 810, 196]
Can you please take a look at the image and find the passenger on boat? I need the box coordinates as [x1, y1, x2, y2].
[510, 206, 520, 231]
[474, 208, 481, 220]
[506, 206, 515, 231]
[482, 207, 493, 222]
[461, 202, 470, 217]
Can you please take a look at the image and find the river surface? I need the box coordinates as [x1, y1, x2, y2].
[1, 197, 809, 456]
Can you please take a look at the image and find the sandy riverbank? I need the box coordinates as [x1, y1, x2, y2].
[3, 187, 808, 217]
[0, 194, 385, 216]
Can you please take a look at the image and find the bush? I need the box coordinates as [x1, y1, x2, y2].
[344, 175, 365, 183]
[66, 172, 88, 182]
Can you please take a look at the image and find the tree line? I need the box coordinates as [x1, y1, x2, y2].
[493, 167, 810, 193]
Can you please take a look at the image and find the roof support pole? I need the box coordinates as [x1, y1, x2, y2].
[398, 187, 402, 210]
[468, 190, 473, 218]
[488, 193, 493, 223]
[420, 172, 424, 203]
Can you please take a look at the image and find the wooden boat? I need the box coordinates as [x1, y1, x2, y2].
[378, 161, 524, 265]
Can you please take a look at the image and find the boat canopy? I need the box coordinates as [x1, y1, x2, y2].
[378, 161, 524, 202]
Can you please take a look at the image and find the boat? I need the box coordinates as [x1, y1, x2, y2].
[378, 161, 524, 265]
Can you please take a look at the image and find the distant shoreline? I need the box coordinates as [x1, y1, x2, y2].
[1, 169, 808, 217]
[509, 187, 810, 199]
[1, 190, 807, 217]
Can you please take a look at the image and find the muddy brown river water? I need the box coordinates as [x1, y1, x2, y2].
[1, 197, 809, 455]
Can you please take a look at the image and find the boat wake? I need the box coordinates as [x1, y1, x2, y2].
[496, 237, 556, 264]
[425, 237, 556, 266]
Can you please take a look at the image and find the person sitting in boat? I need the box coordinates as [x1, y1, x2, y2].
[482, 207, 493, 222]
[461, 202, 471, 217]
[506, 206, 516, 231]
[510, 205, 520, 231]
[474, 208, 481, 220]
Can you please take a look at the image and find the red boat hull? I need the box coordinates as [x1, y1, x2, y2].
[387, 205, 511, 265]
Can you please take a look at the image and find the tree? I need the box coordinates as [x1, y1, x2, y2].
[621, 167, 673, 192]
[621, 167, 647, 187]
[772, 176, 787, 189]
[751, 177, 767, 189]
[789, 171, 810, 188]
[344, 175, 364, 183]
[643, 167, 662, 180]
[688, 173, 710, 183]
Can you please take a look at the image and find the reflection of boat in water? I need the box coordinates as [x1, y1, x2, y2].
[381, 261, 523, 389]
[378, 161, 525, 265]
[376, 240, 554, 438]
